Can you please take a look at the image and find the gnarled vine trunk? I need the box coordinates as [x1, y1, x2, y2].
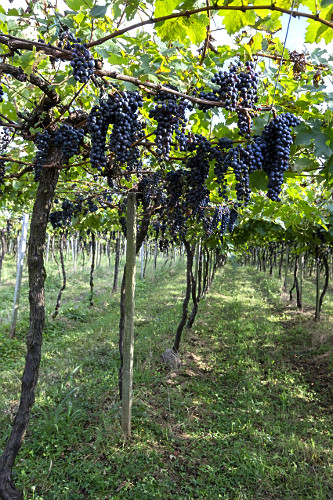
[0, 158, 60, 500]
[173, 241, 194, 352]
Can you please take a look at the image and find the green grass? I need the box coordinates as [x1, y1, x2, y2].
[0, 252, 332, 499]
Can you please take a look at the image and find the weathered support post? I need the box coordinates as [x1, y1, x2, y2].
[121, 193, 137, 437]
[283, 243, 289, 292]
[315, 251, 320, 321]
[140, 242, 144, 280]
[299, 253, 304, 309]
[9, 213, 29, 338]
[45, 233, 51, 264]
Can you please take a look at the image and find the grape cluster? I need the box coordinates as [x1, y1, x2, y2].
[58, 29, 95, 83]
[185, 153, 210, 212]
[211, 137, 233, 199]
[107, 91, 144, 167]
[87, 199, 98, 213]
[237, 111, 254, 139]
[54, 124, 84, 163]
[149, 86, 192, 160]
[228, 207, 238, 233]
[138, 172, 163, 209]
[198, 60, 259, 112]
[87, 103, 109, 172]
[165, 170, 184, 209]
[219, 205, 231, 236]
[218, 113, 299, 203]
[71, 43, 95, 83]
[49, 199, 74, 230]
[0, 85, 4, 103]
[33, 130, 52, 181]
[0, 128, 10, 190]
[49, 196, 92, 230]
[260, 113, 300, 201]
[224, 146, 251, 204]
[88, 91, 144, 177]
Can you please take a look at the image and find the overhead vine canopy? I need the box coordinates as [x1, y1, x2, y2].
[0, 0, 332, 239]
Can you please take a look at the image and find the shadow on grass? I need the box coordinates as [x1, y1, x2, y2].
[1, 260, 332, 499]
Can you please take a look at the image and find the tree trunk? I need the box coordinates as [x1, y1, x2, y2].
[294, 255, 302, 309]
[187, 242, 200, 328]
[121, 193, 137, 437]
[52, 233, 66, 320]
[315, 249, 321, 321]
[0, 161, 59, 500]
[89, 232, 96, 307]
[315, 250, 329, 322]
[173, 241, 193, 352]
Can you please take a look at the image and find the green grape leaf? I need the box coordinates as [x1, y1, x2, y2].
[155, 14, 207, 45]
[155, 0, 180, 17]
[326, 154, 333, 175]
[90, 4, 111, 18]
[220, 9, 256, 35]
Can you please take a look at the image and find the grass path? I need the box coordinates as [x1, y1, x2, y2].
[0, 257, 332, 499]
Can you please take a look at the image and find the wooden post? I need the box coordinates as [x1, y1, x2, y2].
[154, 240, 158, 269]
[45, 233, 50, 264]
[9, 213, 29, 338]
[283, 244, 289, 292]
[315, 252, 320, 322]
[140, 242, 144, 280]
[121, 193, 137, 437]
[299, 253, 304, 309]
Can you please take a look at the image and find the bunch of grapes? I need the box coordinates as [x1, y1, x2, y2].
[71, 43, 95, 83]
[33, 130, 52, 181]
[149, 86, 192, 160]
[58, 29, 95, 83]
[228, 206, 239, 232]
[0, 128, 10, 190]
[87, 102, 109, 172]
[88, 91, 144, 177]
[87, 199, 98, 213]
[0, 84, 4, 103]
[224, 145, 251, 204]
[107, 91, 144, 167]
[165, 170, 185, 209]
[260, 113, 300, 201]
[54, 124, 84, 163]
[49, 199, 74, 230]
[138, 172, 163, 209]
[185, 153, 210, 212]
[198, 60, 259, 111]
[211, 137, 233, 198]
[218, 112, 299, 203]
